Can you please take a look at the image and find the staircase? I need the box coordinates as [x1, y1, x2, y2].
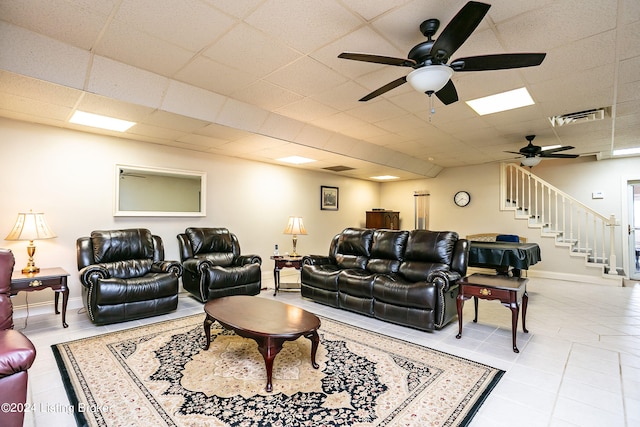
[500, 163, 623, 283]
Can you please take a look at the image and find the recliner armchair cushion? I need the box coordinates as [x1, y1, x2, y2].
[91, 229, 155, 262]
[186, 228, 238, 263]
[205, 264, 261, 290]
[94, 273, 178, 304]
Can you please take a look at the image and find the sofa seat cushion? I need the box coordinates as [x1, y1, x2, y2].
[372, 274, 436, 310]
[301, 265, 341, 291]
[337, 269, 375, 298]
[204, 263, 261, 290]
[94, 273, 177, 304]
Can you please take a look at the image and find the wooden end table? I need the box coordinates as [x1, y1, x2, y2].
[203, 295, 320, 392]
[11, 267, 70, 328]
[456, 273, 528, 353]
[270, 255, 303, 296]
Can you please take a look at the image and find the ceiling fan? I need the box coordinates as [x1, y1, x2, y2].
[506, 135, 579, 167]
[338, 1, 546, 105]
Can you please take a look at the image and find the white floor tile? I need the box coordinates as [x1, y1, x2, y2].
[14, 277, 640, 427]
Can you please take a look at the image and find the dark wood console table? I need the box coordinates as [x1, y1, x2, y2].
[456, 273, 528, 353]
[270, 255, 303, 296]
[11, 267, 70, 328]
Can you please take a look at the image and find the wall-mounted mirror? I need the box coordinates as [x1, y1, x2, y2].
[114, 164, 206, 216]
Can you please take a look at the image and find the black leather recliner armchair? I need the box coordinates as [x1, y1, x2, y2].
[77, 229, 182, 325]
[177, 227, 262, 302]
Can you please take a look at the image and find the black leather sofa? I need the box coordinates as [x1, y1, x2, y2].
[77, 229, 182, 325]
[301, 228, 469, 331]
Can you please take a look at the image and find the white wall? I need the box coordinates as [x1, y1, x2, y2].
[0, 118, 379, 309]
[380, 158, 640, 280]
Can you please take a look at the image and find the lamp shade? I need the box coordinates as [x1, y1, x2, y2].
[283, 216, 307, 235]
[520, 157, 542, 167]
[5, 211, 56, 241]
[406, 65, 454, 94]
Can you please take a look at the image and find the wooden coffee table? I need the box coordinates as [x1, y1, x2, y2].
[203, 295, 320, 392]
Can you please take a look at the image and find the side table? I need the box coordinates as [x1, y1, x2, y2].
[270, 256, 303, 296]
[455, 273, 528, 352]
[11, 267, 70, 328]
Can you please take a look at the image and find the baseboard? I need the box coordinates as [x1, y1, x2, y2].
[466, 267, 624, 287]
[12, 296, 85, 319]
[526, 269, 624, 287]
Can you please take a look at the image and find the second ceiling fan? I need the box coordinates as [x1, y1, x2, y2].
[506, 135, 579, 167]
[338, 1, 546, 105]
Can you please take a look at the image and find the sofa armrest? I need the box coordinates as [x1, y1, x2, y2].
[78, 265, 110, 287]
[0, 330, 36, 378]
[236, 255, 262, 266]
[302, 255, 333, 266]
[182, 258, 213, 275]
[427, 270, 462, 292]
[152, 260, 183, 277]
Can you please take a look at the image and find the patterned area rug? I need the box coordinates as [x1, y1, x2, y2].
[52, 314, 503, 426]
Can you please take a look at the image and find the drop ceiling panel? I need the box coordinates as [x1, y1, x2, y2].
[0, 0, 638, 180]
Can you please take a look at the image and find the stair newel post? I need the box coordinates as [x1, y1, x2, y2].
[608, 214, 618, 275]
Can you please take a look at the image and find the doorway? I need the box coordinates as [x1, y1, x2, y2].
[628, 182, 640, 280]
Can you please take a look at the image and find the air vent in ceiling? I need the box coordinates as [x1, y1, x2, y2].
[323, 165, 355, 172]
[548, 107, 608, 127]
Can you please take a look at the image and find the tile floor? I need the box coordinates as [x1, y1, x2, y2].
[14, 275, 640, 427]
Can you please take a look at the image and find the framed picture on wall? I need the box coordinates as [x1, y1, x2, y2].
[321, 186, 339, 211]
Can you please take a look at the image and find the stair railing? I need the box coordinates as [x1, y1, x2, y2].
[500, 163, 619, 275]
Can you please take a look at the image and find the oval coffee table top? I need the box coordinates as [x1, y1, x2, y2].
[204, 295, 320, 337]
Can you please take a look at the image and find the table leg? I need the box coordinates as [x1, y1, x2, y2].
[203, 315, 214, 350]
[61, 288, 69, 328]
[55, 292, 60, 314]
[473, 296, 479, 323]
[305, 330, 320, 369]
[522, 291, 529, 333]
[256, 336, 284, 392]
[273, 269, 280, 296]
[456, 293, 464, 339]
[510, 302, 520, 353]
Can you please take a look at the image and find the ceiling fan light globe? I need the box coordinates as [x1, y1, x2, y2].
[406, 65, 453, 93]
[521, 157, 542, 167]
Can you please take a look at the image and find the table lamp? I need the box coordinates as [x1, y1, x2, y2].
[5, 210, 56, 273]
[283, 216, 307, 257]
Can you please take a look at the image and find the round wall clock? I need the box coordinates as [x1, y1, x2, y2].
[454, 191, 471, 207]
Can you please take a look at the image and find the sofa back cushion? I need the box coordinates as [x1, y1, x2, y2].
[335, 228, 373, 270]
[91, 229, 155, 263]
[366, 230, 409, 274]
[399, 230, 459, 281]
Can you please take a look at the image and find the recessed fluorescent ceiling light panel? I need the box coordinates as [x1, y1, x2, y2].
[276, 156, 316, 164]
[370, 175, 398, 180]
[466, 87, 534, 115]
[69, 111, 136, 132]
[613, 147, 640, 156]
